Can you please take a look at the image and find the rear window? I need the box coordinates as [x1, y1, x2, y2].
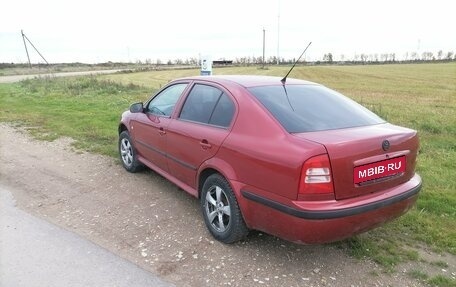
[248, 85, 384, 133]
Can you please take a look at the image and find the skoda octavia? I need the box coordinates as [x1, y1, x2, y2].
[118, 75, 421, 244]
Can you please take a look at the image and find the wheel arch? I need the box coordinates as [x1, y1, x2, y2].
[198, 168, 219, 198]
[197, 158, 238, 199]
[118, 123, 128, 134]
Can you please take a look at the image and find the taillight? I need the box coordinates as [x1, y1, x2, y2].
[298, 154, 334, 200]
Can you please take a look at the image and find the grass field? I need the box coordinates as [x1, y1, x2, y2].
[1, 63, 455, 274]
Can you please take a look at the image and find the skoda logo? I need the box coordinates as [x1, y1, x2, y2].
[382, 140, 390, 151]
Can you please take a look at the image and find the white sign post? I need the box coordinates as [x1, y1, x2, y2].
[200, 55, 212, 76]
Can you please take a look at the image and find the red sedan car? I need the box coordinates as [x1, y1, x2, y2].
[118, 75, 421, 244]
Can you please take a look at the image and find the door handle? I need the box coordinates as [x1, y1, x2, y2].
[158, 127, 166, 135]
[200, 139, 212, 150]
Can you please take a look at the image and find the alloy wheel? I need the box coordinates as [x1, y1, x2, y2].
[204, 185, 231, 232]
[120, 138, 133, 167]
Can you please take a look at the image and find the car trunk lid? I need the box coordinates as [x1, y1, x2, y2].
[294, 123, 419, 200]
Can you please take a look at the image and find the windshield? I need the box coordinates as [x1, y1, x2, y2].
[248, 85, 385, 133]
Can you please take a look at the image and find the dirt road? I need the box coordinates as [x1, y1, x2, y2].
[0, 69, 124, 83]
[0, 124, 443, 286]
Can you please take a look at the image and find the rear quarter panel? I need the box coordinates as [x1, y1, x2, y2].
[218, 86, 326, 201]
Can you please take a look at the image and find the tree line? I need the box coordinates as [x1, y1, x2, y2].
[140, 50, 456, 66]
[3, 50, 455, 68]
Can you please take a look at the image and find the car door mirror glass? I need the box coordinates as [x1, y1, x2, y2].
[129, 102, 144, 113]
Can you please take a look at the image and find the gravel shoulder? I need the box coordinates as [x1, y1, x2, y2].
[0, 185, 173, 287]
[1, 123, 451, 287]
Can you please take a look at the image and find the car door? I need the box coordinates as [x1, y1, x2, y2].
[166, 83, 236, 191]
[131, 83, 188, 173]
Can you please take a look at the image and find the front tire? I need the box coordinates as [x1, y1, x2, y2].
[119, 131, 143, 172]
[201, 174, 248, 243]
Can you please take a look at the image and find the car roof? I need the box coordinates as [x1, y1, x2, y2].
[178, 75, 319, 88]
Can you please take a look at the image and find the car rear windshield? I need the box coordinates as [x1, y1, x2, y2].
[248, 84, 385, 133]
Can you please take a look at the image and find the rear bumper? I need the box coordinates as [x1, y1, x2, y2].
[239, 174, 421, 244]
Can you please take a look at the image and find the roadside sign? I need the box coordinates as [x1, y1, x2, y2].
[201, 55, 212, 76]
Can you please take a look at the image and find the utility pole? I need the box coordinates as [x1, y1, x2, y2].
[20, 30, 49, 66]
[21, 30, 32, 68]
[262, 28, 266, 69]
[277, 0, 280, 65]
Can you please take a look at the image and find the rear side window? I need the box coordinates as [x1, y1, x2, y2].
[179, 84, 235, 128]
[248, 85, 384, 133]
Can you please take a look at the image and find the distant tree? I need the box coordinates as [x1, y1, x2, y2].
[446, 51, 454, 60]
[437, 50, 443, 60]
[421, 52, 433, 61]
[360, 53, 368, 63]
[189, 57, 198, 65]
[390, 53, 396, 62]
[340, 54, 345, 61]
[421, 52, 427, 60]
[323, 53, 333, 63]
[238, 57, 247, 65]
[268, 56, 277, 64]
[156, 58, 162, 65]
[167, 60, 172, 65]
[411, 52, 418, 60]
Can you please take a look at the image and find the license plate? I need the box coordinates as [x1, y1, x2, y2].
[354, 156, 406, 184]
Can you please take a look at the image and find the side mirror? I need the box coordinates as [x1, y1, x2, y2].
[129, 102, 144, 113]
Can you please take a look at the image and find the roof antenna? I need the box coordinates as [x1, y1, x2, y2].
[281, 41, 312, 84]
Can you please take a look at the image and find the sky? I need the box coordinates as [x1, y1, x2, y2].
[1, 0, 455, 63]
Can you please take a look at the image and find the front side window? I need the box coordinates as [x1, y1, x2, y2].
[248, 85, 384, 133]
[147, 83, 187, 116]
[179, 84, 235, 127]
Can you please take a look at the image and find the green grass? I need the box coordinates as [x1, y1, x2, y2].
[408, 270, 456, 287]
[431, 261, 449, 268]
[408, 269, 429, 281]
[1, 63, 455, 269]
[341, 231, 420, 272]
[0, 76, 150, 156]
[427, 275, 456, 287]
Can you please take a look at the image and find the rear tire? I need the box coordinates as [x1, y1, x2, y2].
[201, 174, 249, 243]
[119, 131, 143, 173]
